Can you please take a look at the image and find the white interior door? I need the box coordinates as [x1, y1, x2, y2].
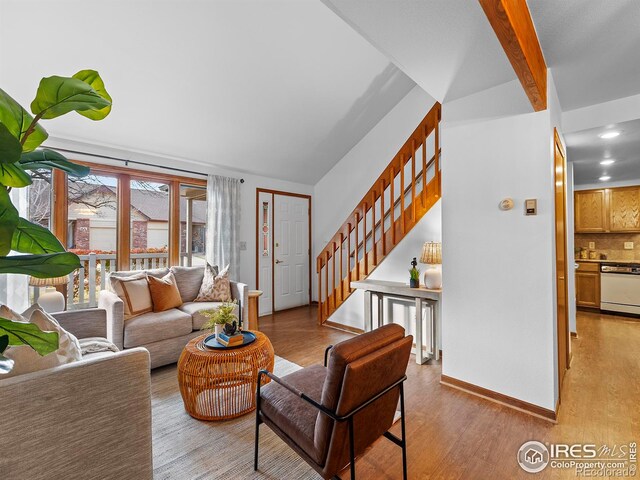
[274, 194, 309, 311]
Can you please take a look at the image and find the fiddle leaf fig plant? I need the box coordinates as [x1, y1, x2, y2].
[0, 70, 111, 374]
[0, 69, 111, 276]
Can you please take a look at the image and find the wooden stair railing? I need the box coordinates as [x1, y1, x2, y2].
[317, 102, 441, 325]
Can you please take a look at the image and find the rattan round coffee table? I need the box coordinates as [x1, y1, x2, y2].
[177, 331, 274, 421]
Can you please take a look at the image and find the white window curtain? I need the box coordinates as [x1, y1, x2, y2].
[0, 188, 29, 310]
[205, 175, 242, 280]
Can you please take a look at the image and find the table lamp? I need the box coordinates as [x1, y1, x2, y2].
[420, 241, 442, 289]
[29, 276, 67, 312]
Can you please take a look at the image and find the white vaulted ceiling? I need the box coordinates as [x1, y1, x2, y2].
[321, 0, 518, 103]
[528, 0, 640, 111]
[0, 0, 416, 184]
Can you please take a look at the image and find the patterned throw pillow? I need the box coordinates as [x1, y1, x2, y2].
[148, 272, 183, 312]
[195, 264, 231, 302]
[110, 273, 153, 320]
[0, 305, 83, 379]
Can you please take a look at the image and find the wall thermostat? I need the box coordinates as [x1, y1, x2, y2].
[525, 199, 537, 215]
[499, 198, 514, 211]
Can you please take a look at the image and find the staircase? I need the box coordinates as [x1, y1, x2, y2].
[317, 102, 441, 326]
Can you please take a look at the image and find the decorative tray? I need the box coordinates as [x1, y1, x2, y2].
[203, 331, 256, 350]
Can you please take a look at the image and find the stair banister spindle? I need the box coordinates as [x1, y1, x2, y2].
[400, 154, 405, 235]
[371, 190, 376, 266]
[380, 179, 386, 255]
[324, 251, 329, 317]
[354, 212, 360, 281]
[435, 121, 440, 198]
[347, 223, 352, 292]
[390, 168, 395, 245]
[339, 233, 344, 301]
[422, 132, 427, 204]
[411, 141, 416, 222]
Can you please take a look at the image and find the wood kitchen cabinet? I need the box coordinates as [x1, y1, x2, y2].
[576, 262, 600, 308]
[575, 186, 640, 233]
[609, 186, 640, 232]
[575, 190, 608, 232]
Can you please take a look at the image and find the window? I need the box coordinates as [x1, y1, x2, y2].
[130, 179, 169, 270]
[180, 185, 207, 266]
[37, 160, 207, 309]
[67, 173, 118, 308]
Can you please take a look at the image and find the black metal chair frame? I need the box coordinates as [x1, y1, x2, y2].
[254, 345, 408, 480]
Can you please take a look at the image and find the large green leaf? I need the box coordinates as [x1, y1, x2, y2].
[0, 318, 59, 356]
[0, 252, 80, 278]
[0, 122, 22, 164]
[0, 187, 19, 256]
[11, 217, 65, 254]
[0, 88, 48, 152]
[20, 149, 89, 177]
[0, 162, 32, 187]
[72, 70, 112, 120]
[31, 75, 112, 120]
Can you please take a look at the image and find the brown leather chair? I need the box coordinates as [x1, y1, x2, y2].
[254, 323, 413, 480]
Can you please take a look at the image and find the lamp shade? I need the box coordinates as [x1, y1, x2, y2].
[419, 242, 441, 265]
[29, 276, 68, 287]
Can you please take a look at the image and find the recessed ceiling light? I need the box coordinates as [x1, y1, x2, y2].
[599, 131, 620, 139]
[599, 176, 611, 181]
[600, 159, 615, 165]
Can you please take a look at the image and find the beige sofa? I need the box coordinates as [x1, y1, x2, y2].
[99, 265, 249, 369]
[0, 309, 153, 480]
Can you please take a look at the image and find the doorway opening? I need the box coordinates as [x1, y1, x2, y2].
[256, 189, 311, 316]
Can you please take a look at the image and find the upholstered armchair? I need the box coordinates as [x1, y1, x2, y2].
[254, 323, 412, 480]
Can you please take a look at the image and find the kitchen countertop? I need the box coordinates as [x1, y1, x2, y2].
[576, 258, 640, 265]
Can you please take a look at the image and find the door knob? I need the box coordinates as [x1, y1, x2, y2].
[275, 259, 283, 264]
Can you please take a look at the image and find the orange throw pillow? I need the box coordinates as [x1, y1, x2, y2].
[148, 272, 183, 312]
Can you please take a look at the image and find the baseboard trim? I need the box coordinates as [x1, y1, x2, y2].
[440, 374, 557, 423]
[570, 331, 578, 338]
[323, 321, 363, 335]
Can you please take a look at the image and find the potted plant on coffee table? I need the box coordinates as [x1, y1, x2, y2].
[201, 300, 238, 338]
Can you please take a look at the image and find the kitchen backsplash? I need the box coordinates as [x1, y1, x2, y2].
[575, 233, 640, 261]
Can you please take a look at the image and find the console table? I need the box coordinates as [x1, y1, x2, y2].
[350, 279, 441, 365]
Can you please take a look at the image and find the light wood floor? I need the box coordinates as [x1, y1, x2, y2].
[258, 307, 640, 479]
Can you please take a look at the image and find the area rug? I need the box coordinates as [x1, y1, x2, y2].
[151, 356, 320, 480]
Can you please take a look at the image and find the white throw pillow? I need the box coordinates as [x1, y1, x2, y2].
[109, 273, 153, 320]
[0, 305, 83, 379]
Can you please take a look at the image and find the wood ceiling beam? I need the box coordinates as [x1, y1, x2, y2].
[479, 0, 547, 111]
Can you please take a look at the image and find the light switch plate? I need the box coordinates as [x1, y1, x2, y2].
[588, 242, 595, 249]
[624, 242, 634, 250]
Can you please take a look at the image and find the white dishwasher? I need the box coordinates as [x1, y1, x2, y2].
[600, 263, 640, 315]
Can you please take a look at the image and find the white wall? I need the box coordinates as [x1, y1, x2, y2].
[440, 77, 559, 411]
[313, 85, 437, 300]
[327, 201, 441, 334]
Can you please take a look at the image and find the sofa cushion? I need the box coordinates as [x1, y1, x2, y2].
[170, 265, 205, 303]
[195, 264, 230, 302]
[107, 268, 169, 293]
[260, 364, 326, 465]
[148, 272, 183, 312]
[109, 274, 153, 320]
[179, 301, 240, 330]
[124, 308, 192, 348]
